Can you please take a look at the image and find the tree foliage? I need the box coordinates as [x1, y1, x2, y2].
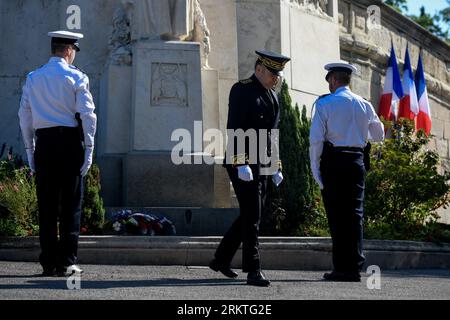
[263, 81, 327, 236]
[365, 119, 450, 242]
[81, 163, 105, 234]
[384, 0, 408, 13]
[384, 1, 450, 42]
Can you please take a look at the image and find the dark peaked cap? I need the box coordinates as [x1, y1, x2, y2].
[255, 50, 291, 76]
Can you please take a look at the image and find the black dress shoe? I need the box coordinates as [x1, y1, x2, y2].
[323, 271, 361, 282]
[247, 271, 270, 287]
[209, 259, 238, 279]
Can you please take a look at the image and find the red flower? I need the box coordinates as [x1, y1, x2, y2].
[81, 227, 88, 234]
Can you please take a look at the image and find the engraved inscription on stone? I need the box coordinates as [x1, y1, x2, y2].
[151, 63, 188, 107]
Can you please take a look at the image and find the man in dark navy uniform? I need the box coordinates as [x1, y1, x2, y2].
[209, 50, 290, 286]
[310, 62, 384, 281]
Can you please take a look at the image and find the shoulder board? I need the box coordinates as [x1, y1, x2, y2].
[70, 65, 87, 74]
[317, 93, 331, 100]
[239, 78, 253, 84]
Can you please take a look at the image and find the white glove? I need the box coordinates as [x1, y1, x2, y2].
[80, 146, 94, 177]
[237, 165, 253, 182]
[312, 171, 324, 190]
[25, 148, 35, 173]
[272, 170, 283, 187]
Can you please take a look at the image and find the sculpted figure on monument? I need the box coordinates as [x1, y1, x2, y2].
[122, 0, 195, 41]
[290, 0, 329, 16]
[120, 0, 211, 67]
[108, 5, 132, 65]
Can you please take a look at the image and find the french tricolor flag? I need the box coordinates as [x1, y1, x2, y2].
[415, 54, 432, 136]
[398, 46, 419, 120]
[379, 45, 404, 121]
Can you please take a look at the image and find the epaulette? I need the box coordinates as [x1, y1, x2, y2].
[71, 65, 87, 74]
[314, 93, 330, 106]
[239, 78, 253, 84]
[318, 93, 331, 99]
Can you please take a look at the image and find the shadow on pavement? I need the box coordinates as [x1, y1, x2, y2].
[0, 274, 48, 279]
[0, 278, 246, 290]
[380, 269, 450, 279]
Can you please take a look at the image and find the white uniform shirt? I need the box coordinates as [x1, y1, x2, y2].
[309, 86, 384, 189]
[18, 57, 97, 149]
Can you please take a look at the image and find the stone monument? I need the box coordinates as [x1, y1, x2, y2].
[98, 0, 229, 208]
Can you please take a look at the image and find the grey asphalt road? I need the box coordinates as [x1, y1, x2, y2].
[0, 261, 449, 300]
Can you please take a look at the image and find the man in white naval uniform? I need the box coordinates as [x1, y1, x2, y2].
[18, 31, 97, 277]
[309, 62, 384, 281]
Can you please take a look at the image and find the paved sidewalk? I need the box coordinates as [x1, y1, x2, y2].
[0, 261, 449, 300]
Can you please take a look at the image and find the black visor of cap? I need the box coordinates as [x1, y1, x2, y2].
[266, 66, 282, 76]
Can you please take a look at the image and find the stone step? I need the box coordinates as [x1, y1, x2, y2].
[1, 236, 450, 270]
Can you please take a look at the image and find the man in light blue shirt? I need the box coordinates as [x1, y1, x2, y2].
[310, 61, 384, 281]
[18, 31, 96, 277]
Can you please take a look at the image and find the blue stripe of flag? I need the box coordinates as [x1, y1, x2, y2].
[415, 54, 426, 99]
[390, 45, 404, 99]
[404, 46, 414, 79]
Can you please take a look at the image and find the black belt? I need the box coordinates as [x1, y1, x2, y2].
[332, 146, 364, 152]
[324, 141, 363, 153]
[36, 126, 78, 136]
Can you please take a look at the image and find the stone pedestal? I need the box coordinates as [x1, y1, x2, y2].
[132, 41, 203, 152]
[98, 64, 132, 155]
[201, 69, 220, 146]
[98, 40, 231, 208]
[124, 152, 229, 207]
[97, 64, 133, 207]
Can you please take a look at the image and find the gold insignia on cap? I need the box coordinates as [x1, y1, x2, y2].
[257, 56, 287, 71]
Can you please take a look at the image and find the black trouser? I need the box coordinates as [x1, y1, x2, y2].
[214, 166, 267, 272]
[34, 126, 84, 270]
[320, 147, 366, 274]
